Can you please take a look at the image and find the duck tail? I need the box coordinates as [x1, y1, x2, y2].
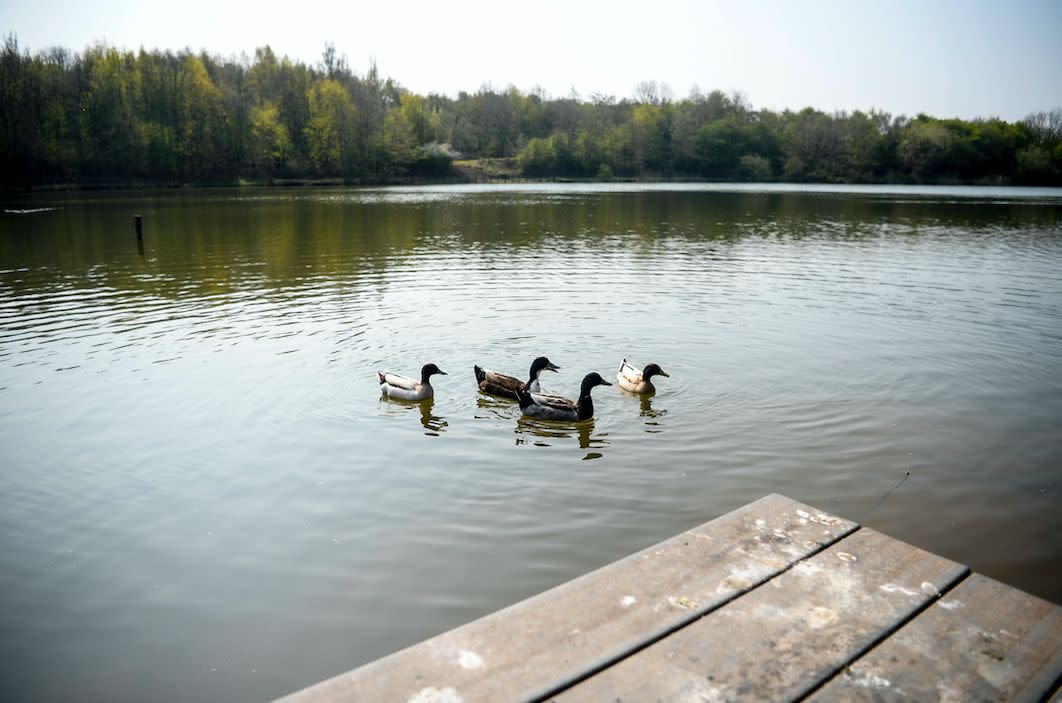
[514, 384, 534, 410]
[377, 371, 386, 385]
[473, 365, 486, 385]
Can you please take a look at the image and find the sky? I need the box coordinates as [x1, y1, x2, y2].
[2, 0, 1060, 121]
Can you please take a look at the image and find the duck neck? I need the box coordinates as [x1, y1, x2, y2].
[576, 394, 594, 421]
[577, 380, 597, 420]
[420, 370, 433, 385]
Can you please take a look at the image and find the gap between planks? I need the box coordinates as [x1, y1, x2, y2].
[548, 527, 970, 702]
[792, 565, 971, 702]
[524, 524, 862, 703]
[540, 525, 971, 703]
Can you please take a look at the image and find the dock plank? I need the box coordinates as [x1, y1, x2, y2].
[278, 494, 856, 703]
[808, 573, 1062, 702]
[551, 528, 968, 702]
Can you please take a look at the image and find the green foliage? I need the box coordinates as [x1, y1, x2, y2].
[305, 79, 357, 175]
[736, 154, 772, 182]
[1014, 145, 1056, 184]
[0, 35, 1058, 187]
[249, 102, 292, 173]
[177, 55, 222, 177]
[899, 120, 957, 182]
[518, 136, 556, 176]
[631, 103, 670, 173]
[408, 143, 453, 177]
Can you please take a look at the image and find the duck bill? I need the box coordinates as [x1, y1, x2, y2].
[600, 379, 612, 385]
[659, 370, 670, 377]
[437, 370, 448, 375]
[546, 363, 561, 372]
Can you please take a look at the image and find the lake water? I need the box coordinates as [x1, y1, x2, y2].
[1, 183, 1060, 701]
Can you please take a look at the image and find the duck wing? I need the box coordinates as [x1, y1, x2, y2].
[618, 359, 643, 385]
[379, 372, 419, 390]
[475, 367, 523, 395]
[529, 391, 577, 412]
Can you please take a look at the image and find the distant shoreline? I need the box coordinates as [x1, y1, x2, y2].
[3, 174, 1049, 195]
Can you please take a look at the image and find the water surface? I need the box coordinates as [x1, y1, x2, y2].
[1, 184, 1061, 701]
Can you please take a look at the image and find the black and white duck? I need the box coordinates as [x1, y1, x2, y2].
[377, 363, 447, 401]
[515, 372, 611, 421]
[474, 356, 560, 400]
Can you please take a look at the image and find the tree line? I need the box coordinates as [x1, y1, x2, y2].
[2, 36, 1060, 188]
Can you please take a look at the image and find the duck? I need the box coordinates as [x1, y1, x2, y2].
[515, 372, 611, 421]
[377, 363, 446, 401]
[617, 359, 670, 395]
[474, 356, 560, 400]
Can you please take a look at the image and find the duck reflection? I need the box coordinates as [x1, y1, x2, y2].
[380, 397, 448, 436]
[620, 388, 668, 433]
[514, 416, 608, 459]
[474, 394, 514, 421]
[419, 400, 448, 436]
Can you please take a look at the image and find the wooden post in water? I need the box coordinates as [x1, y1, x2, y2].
[135, 214, 144, 255]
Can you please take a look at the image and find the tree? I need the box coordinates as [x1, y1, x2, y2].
[631, 103, 670, 174]
[843, 110, 892, 181]
[1014, 145, 1056, 184]
[1023, 108, 1062, 146]
[249, 101, 291, 173]
[381, 104, 416, 167]
[518, 136, 556, 176]
[80, 45, 142, 177]
[633, 80, 673, 106]
[304, 79, 357, 175]
[898, 120, 956, 182]
[736, 154, 772, 181]
[177, 54, 221, 177]
[783, 108, 844, 181]
[601, 124, 635, 175]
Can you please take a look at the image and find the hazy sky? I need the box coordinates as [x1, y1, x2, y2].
[2, 0, 1060, 121]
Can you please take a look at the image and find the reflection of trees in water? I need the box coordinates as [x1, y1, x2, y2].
[514, 416, 607, 459]
[5, 190, 1034, 303]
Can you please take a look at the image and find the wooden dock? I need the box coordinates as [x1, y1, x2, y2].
[277, 494, 1062, 702]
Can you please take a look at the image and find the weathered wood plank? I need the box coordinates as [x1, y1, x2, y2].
[808, 573, 1062, 702]
[551, 528, 968, 703]
[277, 494, 856, 703]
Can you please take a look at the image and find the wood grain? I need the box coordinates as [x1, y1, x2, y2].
[277, 494, 855, 702]
[809, 573, 1062, 702]
[552, 528, 968, 702]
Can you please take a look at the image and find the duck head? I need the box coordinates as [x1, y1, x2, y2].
[529, 356, 561, 380]
[420, 363, 447, 382]
[643, 363, 670, 380]
[579, 371, 612, 396]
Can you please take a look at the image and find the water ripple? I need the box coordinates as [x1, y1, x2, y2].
[1, 185, 1061, 703]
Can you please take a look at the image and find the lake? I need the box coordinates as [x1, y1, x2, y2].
[1, 183, 1060, 701]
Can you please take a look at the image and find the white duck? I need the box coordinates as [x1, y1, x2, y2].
[617, 359, 670, 395]
[378, 363, 446, 401]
